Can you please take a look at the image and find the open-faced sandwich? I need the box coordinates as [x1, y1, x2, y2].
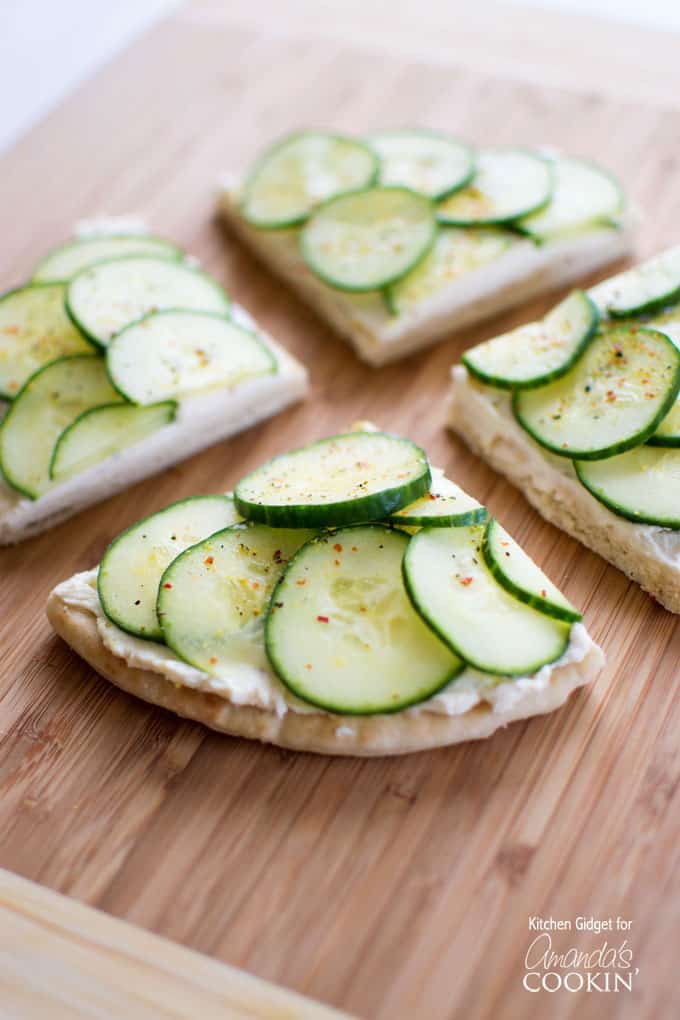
[47, 424, 604, 756]
[449, 247, 680, 613]
[219, 130, 636, 366]
[0, 222, 307, 544]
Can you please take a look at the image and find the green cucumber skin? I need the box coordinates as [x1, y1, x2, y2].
[241, 130, 380, 231]
[436, 148, 554, 228]
[462, 292, 600, 391]
[264, 525, 464, 715]
[481, 519, 582, 623]
[401, 530, 571, 677]
[300, 185, 437, 294]
[47, 400, 177, 480]
[97, 494, 237, 641]
[0, 282, 97, 400]
[646, 432, 680, 448]
[608, 283, 680, 320]
[33, 234, 184, 283]
[235, 469, 431, 529]
[573, 461, 680, 529]
[388, 506, 489, 528]
[512, 332, 680, 461]
[65, 255, 231, 349]
[234, 432, 432, 529]
[104, 307, 277, 404]
[369, 128, 476, 202]
[0, 352, 104, 500]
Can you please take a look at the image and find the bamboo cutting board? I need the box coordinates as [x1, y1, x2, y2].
[1, 3, 679, 1018]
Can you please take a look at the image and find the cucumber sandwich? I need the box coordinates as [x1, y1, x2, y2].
[48, 423, 603, 756]
[0, 220, 307, 543]
[449, 247, 680, 612]
[219, 130, 636, 365]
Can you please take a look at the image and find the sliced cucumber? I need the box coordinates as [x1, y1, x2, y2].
[33, 234, 182, 283]
[234, 431, 431, 528]
[648, 399, 680, 446]
[646, 305, 680, 347]
[0, 355, 119, 499]
[300, 186, 436, 292]
[368, 130, 474, 201]
[0, 283, 93, 399]
[462, 290, 599, 390]
[575, 447, 680, 528]
[97, 495, 241, 640]
[436, 148, 552, 226]
[107, 310, 276, 404]
[385, 226, 514, 316]
[403, 525, 571, 676]
[513, 326, 680, 460]
[482, 518, 581, 623]
[241, 131, 378, 229]
[158, 523, 314, 676]
[388, 472, 488, 526]
[266, 525, 462, 714]
[49, 400, 176, 482]
[66, 256, 230, 347]
[517, 157, 624, 241]
[590, 248, 680, 318]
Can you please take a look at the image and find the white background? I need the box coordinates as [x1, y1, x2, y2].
[1, 0, 679, 155]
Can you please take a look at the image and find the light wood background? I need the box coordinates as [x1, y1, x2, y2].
[1, 3, 679, 1018]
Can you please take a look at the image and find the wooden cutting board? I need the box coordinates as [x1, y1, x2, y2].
[1, 3, 679, 1018]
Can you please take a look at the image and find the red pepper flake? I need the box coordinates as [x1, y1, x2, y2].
[4, 325, 20, 335]
[296, 579, 306, 586]
[428, 493, 438, 501]
[541, 589, 547, 598]
[273, 549, 282, 563]
[460, 576, 474, 586]
[209, 656, 218, 665]
[317, 615, 329, 623]
[305, 663, 313, 671]
[606, 390, 616, 402]
[163, 582, 172, 589]
[204, 556, 214, 566]
[351, 546, 358, 552]
[333, 543, 343, 553]
[334, 559, 341, 566]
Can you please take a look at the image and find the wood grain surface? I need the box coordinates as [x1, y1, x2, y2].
[0, 866, 352, 1019]
[1, 4, 679, 1019]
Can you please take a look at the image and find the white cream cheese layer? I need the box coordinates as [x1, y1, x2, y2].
[219, 182, 636, 365]
[55, 568, 598, 721]
[449, 365, 680, 571]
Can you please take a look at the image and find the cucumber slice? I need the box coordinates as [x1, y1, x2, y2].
[646, 305, 680, 347]
[158, 523, 314, 676]
[385, 226, 514, 316]
[517, 157, 624, 241]
[513, 326, 680, 460]
[241, 131, 378, 229]
[300, 186, 436, 292]
[106, 310, 276, 404]
[97, 495, 241, 640]
[368, 130, 474, 201]
[403, 525, 571, 675]
[0, 283, 93, 399]
[0, 355, 120, 499]
[590, 248, 680, 318]
[575, 447, 680, 528]
[266, 525, 463, 714]
[462, 290, 599, 390]
[33, 235, 182, 283]
[66, 256, 230, 347]
[49, 400, 176, 482]
[387, 473, 488, 526]
[482, 518, 581, 623]
[436, 148, 552, 226]
[234, 431, 431, 528]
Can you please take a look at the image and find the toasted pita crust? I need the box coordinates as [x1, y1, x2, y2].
[448, 366, 680, 614]
[47, 589, 603, 757]
[218, 187, 635, 367]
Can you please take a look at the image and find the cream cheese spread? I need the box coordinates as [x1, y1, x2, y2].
[55, 567, 598, 721]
